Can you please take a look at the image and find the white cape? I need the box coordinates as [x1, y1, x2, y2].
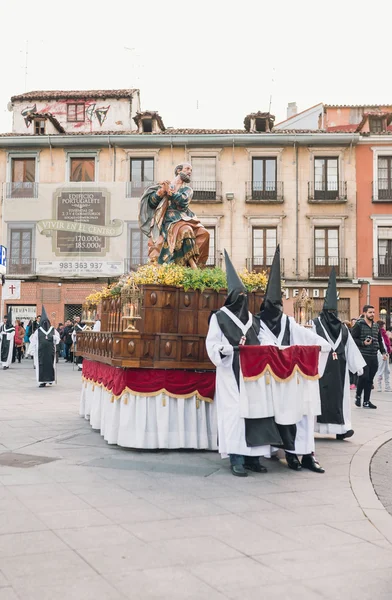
[206, 313, 271, 458]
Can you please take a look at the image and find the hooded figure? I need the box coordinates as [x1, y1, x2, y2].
[28, 306, 60, 387]
[0, 310, 15, 369]
[312, 268, 365, 440]
[206, 250, 282, 477]
[256, 246, 331, 473]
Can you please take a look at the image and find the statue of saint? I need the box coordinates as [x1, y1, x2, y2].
[139, 163, 210, 269]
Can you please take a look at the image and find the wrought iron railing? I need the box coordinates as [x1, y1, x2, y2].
[6, 182, 39, 199]
[7, 257, 36, 275]
[373, 180, 392, 201]
[374, 258, 392, 278]
[245, 181, 284, 202]
[126, 181, 154, 198]
[191, 181, 222, 201]
[308, 181, 347, 202]
[124, 257, 149, 272]
[308, 257, 348, 278]
[246, 257, 285, 276]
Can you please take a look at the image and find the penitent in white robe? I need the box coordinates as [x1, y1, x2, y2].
[311, 322, 366, 435]
[0, 325, 15, 368]
[257, 316, 331, 455]
[206, 313, 271, 459]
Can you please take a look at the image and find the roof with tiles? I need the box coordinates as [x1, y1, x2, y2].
[11, 89, 138, 102]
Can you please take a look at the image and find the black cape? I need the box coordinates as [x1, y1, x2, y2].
[0, 325, 15, 364]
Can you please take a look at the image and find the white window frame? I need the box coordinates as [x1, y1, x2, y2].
[6, 151, 40, 183]
[245, 148, 284, 186]
[307, 148, 346, 186]
[7, 221, 36, 268]
[188, 150, 221, 186]
[65, 150, 100, 183]
[371, 215, 392, 278]
[371, 147, 392, 201]
[245, 215, 284, 267]
[306, 215, 347, 266]
[125, 149, 160, 179]
[199, 215, 223, 267]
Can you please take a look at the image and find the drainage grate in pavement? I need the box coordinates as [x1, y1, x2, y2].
[0, 453, 58, 469]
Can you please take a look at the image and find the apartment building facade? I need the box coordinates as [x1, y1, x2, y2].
[0, 91, 360, 322]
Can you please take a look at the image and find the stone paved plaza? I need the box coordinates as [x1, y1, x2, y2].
[0, 360, 391, 599]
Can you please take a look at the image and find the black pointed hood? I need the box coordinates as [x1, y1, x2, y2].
[258, 245, 283, 335]
[320, 267, 341, 342]
[5, 308, 13, 329]
[223, 249, 249, 325]
[323, 267, 338, 311]
[40, 306, 51, 331]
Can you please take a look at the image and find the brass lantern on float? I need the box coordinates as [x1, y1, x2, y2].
[294, 288, 314, 326]
[121, 281, 143, 332]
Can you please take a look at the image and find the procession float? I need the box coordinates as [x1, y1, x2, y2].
[78, 264, 269, 450]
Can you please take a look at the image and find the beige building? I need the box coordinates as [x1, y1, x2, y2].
[0, 92, 360, 321]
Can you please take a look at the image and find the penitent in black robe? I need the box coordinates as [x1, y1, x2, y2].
[313, 318, 348, 425]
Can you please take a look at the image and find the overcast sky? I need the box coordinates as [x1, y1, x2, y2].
[1, 0, 391, 133]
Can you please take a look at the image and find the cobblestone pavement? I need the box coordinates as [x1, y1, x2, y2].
[0, 359, 391, 599]
[371, 440, 392, 516]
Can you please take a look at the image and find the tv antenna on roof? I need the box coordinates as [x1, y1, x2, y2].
[268, 67, 275, 113]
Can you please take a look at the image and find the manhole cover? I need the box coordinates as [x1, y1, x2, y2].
[0, 453, 58, 469]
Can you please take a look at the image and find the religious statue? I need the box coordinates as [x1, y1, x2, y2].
[139, 163, 210, 269]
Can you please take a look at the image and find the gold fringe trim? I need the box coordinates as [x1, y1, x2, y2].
[81, 377, 213, 403]
[243, 364, 320, 383]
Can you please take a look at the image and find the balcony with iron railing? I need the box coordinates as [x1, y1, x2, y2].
[7, 258, 36, 276]
[245, 181, 284, 203]
[246, 257, 285, 276]
[124, 257, 149, 272]
[308, 181, 347, 203]
[372, 180, 392, 202]
[191, 181, 222, 202]
[5, 182, 39, 199]
[373, 258, 392, 278]
[308, 257, 349, 278]
[126, 181, 154, 198]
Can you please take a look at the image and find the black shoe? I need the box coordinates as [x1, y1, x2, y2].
[230, 465, 248, 477]
[301, 453, 325, 473]
[2, 366, 8, 370]
[244, 461, 268, 473]
[363, 401, 377, 409]
[336, 429, 354, 441]
[285, 452, 302, 471]
[355, 396, 361, 407]
[39, 383, 47, 388]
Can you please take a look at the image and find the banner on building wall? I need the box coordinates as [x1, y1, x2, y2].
[2, 280, 21, 300]
[8, 305, 36, 321]
[36, 188, 124, 258]
[36, 260, 124, 276]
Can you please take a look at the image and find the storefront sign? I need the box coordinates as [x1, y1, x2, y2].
[36, 260, 124, 276]
[36, 189, 124, 257]
[8, 305, 36, 321]
[284, 288, 340, 300]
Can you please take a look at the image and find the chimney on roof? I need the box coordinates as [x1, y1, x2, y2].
[287, 102, 297, 119]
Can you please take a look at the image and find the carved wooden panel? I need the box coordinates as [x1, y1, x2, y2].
[181, 338, 199, 362]
[159, 337, 178, 361]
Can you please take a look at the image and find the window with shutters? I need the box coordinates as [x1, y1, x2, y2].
[8, 157, 37, 198]
[252, 157, 277, 200]
[67, 103, 85, 122]
[128, 158, 154, 197]
[70, 157, 96, 182]
[314, 227, 340, 276]
[377, 227, 392, 277]
[377, 157, 392, 200]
